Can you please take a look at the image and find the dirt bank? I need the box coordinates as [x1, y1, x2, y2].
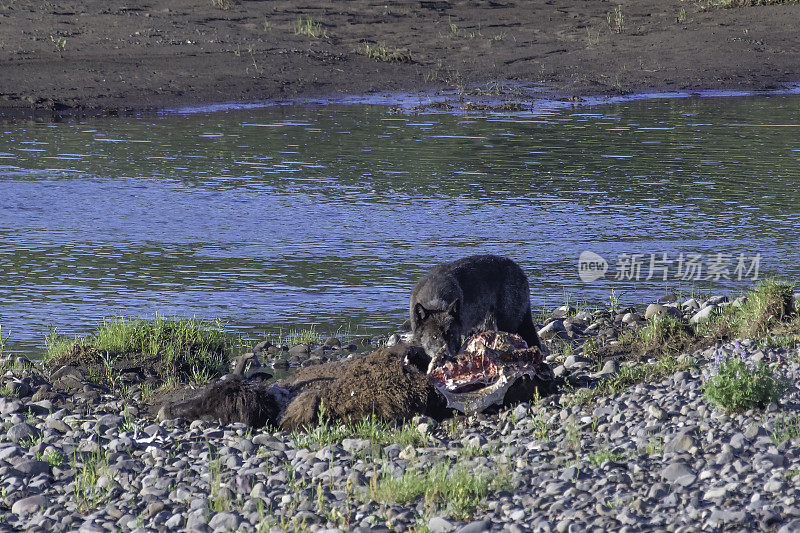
[0, 0, 798, 117]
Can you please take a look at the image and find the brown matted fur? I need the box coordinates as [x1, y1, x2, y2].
[162, 344, 449, 430]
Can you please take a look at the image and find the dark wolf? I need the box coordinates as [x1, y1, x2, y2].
[410, 254, 540, 369]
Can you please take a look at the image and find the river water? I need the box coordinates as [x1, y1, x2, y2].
[1, 94, 799, 355]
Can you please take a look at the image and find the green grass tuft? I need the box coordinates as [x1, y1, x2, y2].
[73, 448, 114, 512]
[291, 402, 424, 449]
[294, 16, 327, 39]
[44, 315, 232, 387]
[771, 414, 800, 445]
[357, 44, 412, 63]
[705, 279, 795, 340]
[568, 355, 696, 406]
[369, 462, 511, 520]
[587, 448, 627, 466]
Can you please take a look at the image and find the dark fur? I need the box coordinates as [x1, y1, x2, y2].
[410, 255, 541, 360]
[163, 376, 281, 427]
[162, 344, 448, 430]
[280, 344, 447, 430]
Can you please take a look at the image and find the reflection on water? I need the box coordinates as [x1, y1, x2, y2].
[1, 95, 800, 355]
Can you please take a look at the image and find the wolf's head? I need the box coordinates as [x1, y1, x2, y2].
[412, 300, 462, 359]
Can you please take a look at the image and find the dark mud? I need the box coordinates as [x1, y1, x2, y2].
[1, 0, 799, 118]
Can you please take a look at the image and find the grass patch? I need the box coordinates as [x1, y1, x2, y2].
[369, 462, 511, 520]
[291, 403, 424, 449]
[567, 355, 696, 406]
[598, 314, 695, 362]
[294, 16, 327, 39]
[571, 281, 796, 407]
[44, 316, 232, 388]
[587, 448, 627, 466]
[0, 322, 5, 357]
[606, 6, 624, 33]
[357, 44, 412, 63]
[73, 449, 114, 512]
[263, 326, 323, 347]
[705, 279, 795, 340]
[771, 414, 800, 445]
[597, 280, 796, 363]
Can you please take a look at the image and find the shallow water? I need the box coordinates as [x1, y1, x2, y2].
[1, 95, 800, 355]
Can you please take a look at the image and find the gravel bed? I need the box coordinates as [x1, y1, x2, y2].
[2, 295, 800, 532]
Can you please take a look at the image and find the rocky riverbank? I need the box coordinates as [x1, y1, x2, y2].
[2, 289, 800, 532]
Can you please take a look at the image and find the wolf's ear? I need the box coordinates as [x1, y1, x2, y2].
[414, 303, 429, 323]
[447, 299, 460, 318]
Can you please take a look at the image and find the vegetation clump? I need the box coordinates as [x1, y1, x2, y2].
[369, 462, 511, 520]
[291, 403, 424, 449]
[702, 341, 787, 412]
[294, 16, 327, 39]
[705, 279, 795, 340]
[44, 315, 232, 388]
[358, 44, 413, 63]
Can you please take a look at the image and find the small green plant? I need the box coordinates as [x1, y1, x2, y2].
[771, 414, 800, 444]
[605, 497, 626, 509]
[551, 339, 574, 359]
[73, 449, 113, 512]
[640, 437, 663, 456]
[587, 448, 627, 466]
[677, 7, 687, 22]
[568, 355, 696, 405]
[141, 382, 154, 400]
[607, 6, 624, 33]
[247, 47, 263, 75]
[702, 342, 786, 412]
[534, 307, 550, 326]
[582, 337, 604, 360]
[291, 401, 423, 449]
[0, 322, 6, 357]
[45, 449, 64, 467]
[50, 35, 66, 57]
[612, 66, 627, 91]
[586, 27, 600, 46]
[263, 17, 271, 31]
[208, 455, 228, 512]
[448, 16, 459, 36]
[358, 44, 412, 63]
[609, 289, 622, 314]
[369, 462, 509, 520]
[565, 415, 582, 452]
[530, 411, 552, 441]
[122, 411, 140, 434]
[20, 434, 45, 448]
[294, 16, 327, 39]
[638, 315, 693, 353]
